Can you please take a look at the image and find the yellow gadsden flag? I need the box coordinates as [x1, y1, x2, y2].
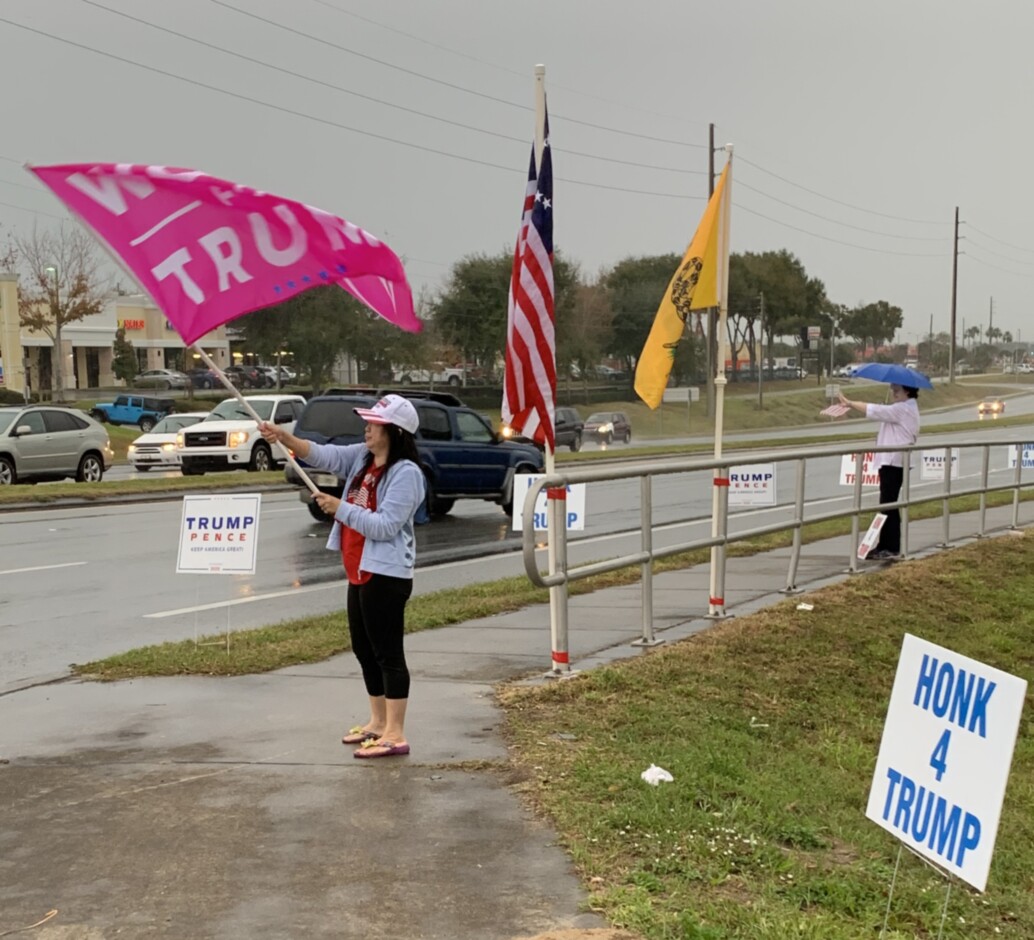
[634, 162, 731, 409]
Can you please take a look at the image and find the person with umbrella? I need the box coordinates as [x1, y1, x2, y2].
[838, 364, 929, 559]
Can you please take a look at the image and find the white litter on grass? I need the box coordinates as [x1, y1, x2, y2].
[796, 602, 814, 611]
[640, 764, 674, 786]
[749, 716, 769, 729]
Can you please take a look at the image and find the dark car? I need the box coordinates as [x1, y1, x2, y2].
[583, 411, 632, 445]
[286, 391, 544, 521]
[188, 367, 231, 390]
[500, 405, 584, 452]
[225, 364, 270, 389]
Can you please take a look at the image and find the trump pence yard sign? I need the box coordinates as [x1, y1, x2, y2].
[177, 494, 262, 574]
[865, 634, 1026, 891]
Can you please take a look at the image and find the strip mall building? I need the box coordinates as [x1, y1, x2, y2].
[0, 271, 230, 394]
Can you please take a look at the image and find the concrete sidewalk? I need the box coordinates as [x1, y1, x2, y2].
[1, 505, 1030, 939]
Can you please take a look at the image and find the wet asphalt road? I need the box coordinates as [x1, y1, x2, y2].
[3, 394, 1033, 693]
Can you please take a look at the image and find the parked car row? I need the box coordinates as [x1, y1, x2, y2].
[145, 365, 300, 391]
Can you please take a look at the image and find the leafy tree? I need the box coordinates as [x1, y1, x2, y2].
[111, 327, 137, 384]
[729, 250, 826, 373]
[600, 253, 681, 379]
[840, 300, 904, 357]
[430, 249, 579, 376]
[558, 281, 612, 387]
[11, 225, 108, 399]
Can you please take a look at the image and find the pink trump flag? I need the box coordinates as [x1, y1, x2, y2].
[28, 163, 420, 344]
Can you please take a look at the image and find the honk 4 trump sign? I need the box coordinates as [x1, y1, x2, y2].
[865, 634, 1026, 891]
[177, 494, 262, 574]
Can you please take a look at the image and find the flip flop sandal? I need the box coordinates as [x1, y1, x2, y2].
[354, 740, 411, 759]
[341, 726, 380, 745]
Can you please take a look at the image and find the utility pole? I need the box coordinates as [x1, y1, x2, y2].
[929, 313, 934, 363]
[706, 122, 717, 419]
[988, 296, 994, 339]
[949, 206, 959, 383]
[757, 291, 764, 410]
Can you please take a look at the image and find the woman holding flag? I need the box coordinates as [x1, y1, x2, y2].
[261, 394, 425, 758]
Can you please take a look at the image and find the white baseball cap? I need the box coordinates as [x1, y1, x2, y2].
[354, 394, 419, 434]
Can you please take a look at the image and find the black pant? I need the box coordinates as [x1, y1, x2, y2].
[877, 465, 904, 553]
[346, 574, 413, 699]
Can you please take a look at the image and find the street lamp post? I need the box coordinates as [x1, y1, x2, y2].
[44, 264, 61, 399]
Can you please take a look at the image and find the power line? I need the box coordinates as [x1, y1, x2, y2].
[965, 222, 1034, 256]
[964, 237, 1034, 268]
[737, 154, 945, 225]
[0, 14, 706, 201]
[208, 0, 703, 148]
[962, 250, 1034, 280]
[735, 203, 947, 258]
[737, 178, 951, 242]
[81, 1, 703, 176]
[302, 0, 710, 134]
[0, 198, 66, 221]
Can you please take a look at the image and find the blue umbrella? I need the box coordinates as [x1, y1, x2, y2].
[850, 362, 934, 390]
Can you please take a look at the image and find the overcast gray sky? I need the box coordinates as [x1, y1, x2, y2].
[1, 0, 1031, 346]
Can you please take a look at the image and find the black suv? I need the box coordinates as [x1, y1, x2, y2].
[500, 406, 584, 452]
[285, 390, 545, 521]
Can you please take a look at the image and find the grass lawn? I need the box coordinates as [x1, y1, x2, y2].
[498, 533, 1034, 939]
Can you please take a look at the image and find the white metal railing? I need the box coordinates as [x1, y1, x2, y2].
[522, 439, 1034, 671]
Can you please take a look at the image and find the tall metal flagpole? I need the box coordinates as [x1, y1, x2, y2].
[708, 145, 734, 618]
[535, 64, 567, 675]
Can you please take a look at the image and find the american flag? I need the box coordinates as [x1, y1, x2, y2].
[502, 107, 555, 451]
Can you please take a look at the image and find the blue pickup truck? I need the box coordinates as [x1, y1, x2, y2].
[89, 394, 174, 433]
[285, 391, 545, 522]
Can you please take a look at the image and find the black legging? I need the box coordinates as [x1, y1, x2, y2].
[877, 465, 904, 553]
[346, 574, 413, 699]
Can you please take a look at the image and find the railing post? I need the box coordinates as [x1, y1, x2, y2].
[940, 445, 951, 548]
[901, 454, 911, 559]
[707, 465, 731, 618]
[849, 451, 864, 572]
[978, 445, 990, 536]
[633, 475, 663, 647]
[782, 457, 806, 593]
[1012, 445, 1023, 530]
[547, 485, 571, 675]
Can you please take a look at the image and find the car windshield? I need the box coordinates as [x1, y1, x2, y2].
[209, 400, 273, 421]
[152, 415, 203, 433]
[0, 411, 20, 434]
[586, 413, 611, 423]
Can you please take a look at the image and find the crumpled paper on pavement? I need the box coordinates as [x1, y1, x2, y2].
[640, 764, 674, 786]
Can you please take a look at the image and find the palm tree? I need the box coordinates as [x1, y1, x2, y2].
[964, 325, 980, 348]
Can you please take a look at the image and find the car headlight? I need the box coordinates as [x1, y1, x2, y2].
[228, 430, 249, 448]
[127, 444, 136, 454]
[600, 422, 614, 433]
[162, 442, 176, 452]
[176, 432, 185, 447]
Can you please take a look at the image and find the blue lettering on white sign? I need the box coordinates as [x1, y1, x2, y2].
[913, 653, 996, 737]
[881, 767, 981, 865]
[184, 515, 256, 531]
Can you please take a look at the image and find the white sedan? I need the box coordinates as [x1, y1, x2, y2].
[127, 412, 208, 471]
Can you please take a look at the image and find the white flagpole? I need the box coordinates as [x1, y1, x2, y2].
[708, 145, 734, 618]
[534, 64, 566, 675]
